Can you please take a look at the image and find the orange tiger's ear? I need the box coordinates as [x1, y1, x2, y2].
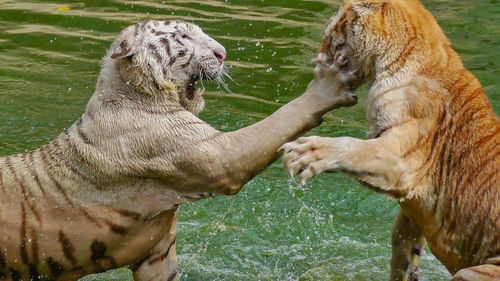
[347, 0, 388, 15]
[110, 24, 140, 60]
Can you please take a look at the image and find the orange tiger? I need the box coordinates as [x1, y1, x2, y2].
[281, 0, 500, 280]
[0, 20, 357, 280]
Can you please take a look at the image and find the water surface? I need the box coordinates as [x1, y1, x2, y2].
[0, 0, 499, 280]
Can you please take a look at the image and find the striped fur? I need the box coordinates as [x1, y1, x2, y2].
[0, 19, 358, 280]
[281, 0, 500, 280]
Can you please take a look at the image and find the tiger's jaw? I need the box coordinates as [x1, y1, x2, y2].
[179, 75, 207, 115]
[178, 62, 225, 115]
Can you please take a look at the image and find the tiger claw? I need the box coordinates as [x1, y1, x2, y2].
[336, 54, 346, 65]
[334, 53, 348, 66]
[313, 53, 327, 63]
[299, 177, 308, 186]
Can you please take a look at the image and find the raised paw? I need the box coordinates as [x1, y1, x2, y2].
[306, 53, 358, 110]
[280, 136, 349, 185]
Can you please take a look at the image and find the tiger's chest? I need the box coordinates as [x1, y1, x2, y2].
[365, 87, 410, 139]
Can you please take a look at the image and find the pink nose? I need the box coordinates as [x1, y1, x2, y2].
[214, 51, 226, 63]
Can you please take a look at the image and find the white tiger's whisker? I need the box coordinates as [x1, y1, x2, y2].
[216, 71, 233, 94]
[223, 66, 238, 86]
[199, 69, 206, 90]
[214, 66, 236, 94]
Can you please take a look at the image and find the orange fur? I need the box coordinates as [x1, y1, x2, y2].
[282, 0, 500, 280]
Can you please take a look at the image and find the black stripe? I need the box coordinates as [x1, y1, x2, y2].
[19, 203, 30, 264]
[30, 228, 39, 265]
[0, 161, 4, 193]
[9, 155, 43, 225]
[0, 252, 5, 269]
[109, 208, 141, 221]
[90, 240, 107, 262]
[154, 31, 167, 36]
[52, 138, 102, 189]
[80, 208, 102, 228]
[102, 220, 129, 236]
[5, 157, 27, 197]
[160, 37, 171, 57]
[382, 33, 417, 74]
[148, 237, 176, 265]
[167, 268, 178, 281]
[47, 257, 65, 277]
[89, 240, 117, 272]
[28, 264, 40, 281]
[148, 43, 163, 64]
[39, 147, 74, 206]
[180, 52, 195, 68]
[9, 268, 21, 281]
[177, 49, 186, 58]
[27, 151, 47, 197]
[59, 231, 77, 266]
[168, 56, 177, 66]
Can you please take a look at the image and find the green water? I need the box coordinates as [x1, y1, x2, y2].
[0, 0, 498, 280]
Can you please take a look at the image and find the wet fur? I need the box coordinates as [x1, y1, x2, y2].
[281, 0, 500, 280]
[0, 20, 357, 281]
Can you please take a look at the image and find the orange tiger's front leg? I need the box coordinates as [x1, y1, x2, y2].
[133, 211, 179, 281]
[281, 135, 407, 196]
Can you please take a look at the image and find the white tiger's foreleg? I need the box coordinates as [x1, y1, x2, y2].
[133, 212, 179, 281]
[451, 265, 500, 281]
[391, 210, 426, 281]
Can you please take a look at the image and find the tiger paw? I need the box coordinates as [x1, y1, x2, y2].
[305, 53, 358, 110]
[280, 136, 353, 185]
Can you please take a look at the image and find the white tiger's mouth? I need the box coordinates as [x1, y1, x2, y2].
[185, 64, 227, 100]
[186, 77, 205, 100]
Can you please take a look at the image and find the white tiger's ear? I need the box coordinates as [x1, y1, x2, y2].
[350, 0, 388, 15]
[110, 24, 139, 60]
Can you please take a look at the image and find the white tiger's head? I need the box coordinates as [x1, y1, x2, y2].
[108, 20, 227, 114]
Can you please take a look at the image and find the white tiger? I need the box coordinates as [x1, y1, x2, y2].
[0, 20, 357, 280]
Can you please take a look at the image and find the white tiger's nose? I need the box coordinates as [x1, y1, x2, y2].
[214, 51, 226, 63]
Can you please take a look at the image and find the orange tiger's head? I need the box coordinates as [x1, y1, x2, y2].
[322, 0, 453, 89]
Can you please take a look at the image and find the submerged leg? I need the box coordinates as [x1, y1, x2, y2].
[391, 209, 426, 281]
